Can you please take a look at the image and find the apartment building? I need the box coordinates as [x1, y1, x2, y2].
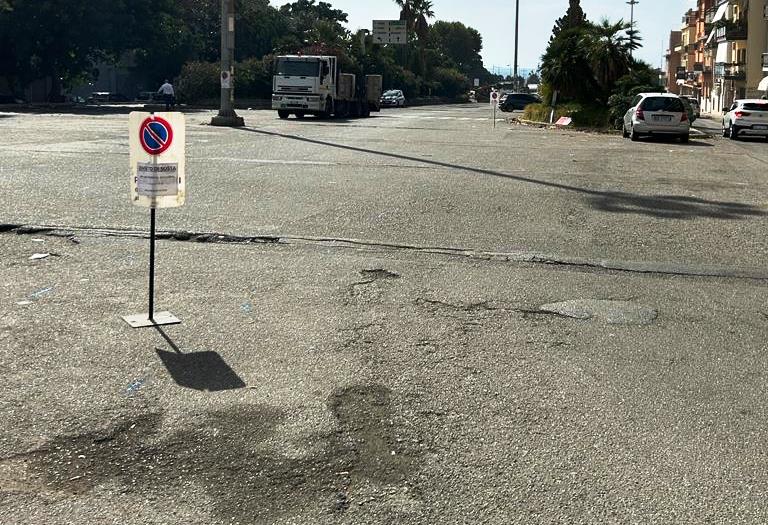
[666, 0, 768, 114]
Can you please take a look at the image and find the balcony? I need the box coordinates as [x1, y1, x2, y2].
[715, 22, 747, 42]
[722, 63, 747, 80]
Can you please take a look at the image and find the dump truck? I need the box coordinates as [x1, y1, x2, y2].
[272, 55, 382, 119]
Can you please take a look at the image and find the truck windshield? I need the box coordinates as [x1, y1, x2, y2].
[277, 60, 320, 77]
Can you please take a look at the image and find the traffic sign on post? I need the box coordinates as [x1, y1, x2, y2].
[129, 112, 186, 209]
[124, 112, 186, 329]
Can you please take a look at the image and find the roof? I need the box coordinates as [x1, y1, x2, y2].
[636, 92, 677, 97]
[734, 99, 768, 104]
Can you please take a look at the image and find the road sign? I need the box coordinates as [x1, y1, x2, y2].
[221, 70, 232, 89]
[474, 78, 480, 87]
[490, 91, 499, 106]
[139, 116, 173, 155]
[129, 112, 186, 209]
[372, 20, 408, 44]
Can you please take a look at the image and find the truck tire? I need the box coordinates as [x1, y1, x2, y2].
[277, 110, 289, 119]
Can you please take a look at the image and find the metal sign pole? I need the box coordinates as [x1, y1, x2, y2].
[148, 207, 156, 321]
[493, 103, 496, 129]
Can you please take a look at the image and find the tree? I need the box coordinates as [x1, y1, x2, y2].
[395, 0, 435, 40]
[540, 28, 595, 102]
[0, 0, 173, 99]
[429, 21, 483, 74]
[550, 0, 588, 41]
[585, 18, 639, 99]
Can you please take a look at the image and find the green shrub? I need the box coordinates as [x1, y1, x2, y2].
[523, 102, 609, 128]
[176, 61, 219, 103]
[430, 67, 470, 98]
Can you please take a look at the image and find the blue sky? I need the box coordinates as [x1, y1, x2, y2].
[271, 0, 695, 74]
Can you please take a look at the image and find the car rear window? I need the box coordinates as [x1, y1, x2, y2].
[641, 97, 684, 112]
[742, 103, 768, 111]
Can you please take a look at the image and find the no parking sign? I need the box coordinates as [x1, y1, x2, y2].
[129, 112, 186, 208]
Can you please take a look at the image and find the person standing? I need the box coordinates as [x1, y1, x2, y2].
[158, 80, 175, 111]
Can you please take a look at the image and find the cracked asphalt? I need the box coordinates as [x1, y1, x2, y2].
[2, 105, 768, 524]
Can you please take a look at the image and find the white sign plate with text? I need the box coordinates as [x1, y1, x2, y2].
[129, 112, 186, 208]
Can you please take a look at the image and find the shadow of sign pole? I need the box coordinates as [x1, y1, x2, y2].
[154, 327, 246, 391]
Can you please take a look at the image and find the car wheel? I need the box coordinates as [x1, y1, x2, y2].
[277, 110, 289, 119]
[680, 134, 689, 144]
[622, 124, 630, 138]
[722, 121, 729, 137]
[730, 125, 739, 140]
[630, 126, 639, 141]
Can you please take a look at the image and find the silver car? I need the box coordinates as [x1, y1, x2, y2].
[722, 99, 768, 140]
[622, 93, 690, 143]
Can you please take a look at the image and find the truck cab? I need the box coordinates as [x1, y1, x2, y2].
[272, 55, 336, 118]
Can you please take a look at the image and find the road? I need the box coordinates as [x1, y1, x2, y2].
[1, 104, 768, 524]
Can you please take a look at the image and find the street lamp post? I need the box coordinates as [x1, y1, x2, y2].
[513, 0, 520, 89]
[627, 0, 639, 58]
[211, 0, 244, 127]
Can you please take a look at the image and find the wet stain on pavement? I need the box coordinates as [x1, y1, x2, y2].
[15, 384, 420, 522]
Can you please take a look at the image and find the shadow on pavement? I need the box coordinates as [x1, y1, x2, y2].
[237, 127, 765, 221]
[154, 327, 246, 392]
[0, 105, 211, 116]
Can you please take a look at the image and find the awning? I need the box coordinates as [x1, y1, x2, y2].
[715, 42, 729, 63]
[712, 2, 729, 23]
[705, 28, 715, 45]
[758, 76, 768, 91]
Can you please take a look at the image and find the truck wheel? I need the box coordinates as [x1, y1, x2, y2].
[295, 112, 305, 119]
[278, 110, 289, 119]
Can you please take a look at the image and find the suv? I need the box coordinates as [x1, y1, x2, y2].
[622, 93, 690, 143]
[499, 93, 541, 111]
[722, 99, 768, 139]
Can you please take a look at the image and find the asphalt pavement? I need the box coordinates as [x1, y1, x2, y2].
[2, 104, 768, 524]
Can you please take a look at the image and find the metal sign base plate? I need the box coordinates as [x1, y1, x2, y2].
[122, 311, 181, 328]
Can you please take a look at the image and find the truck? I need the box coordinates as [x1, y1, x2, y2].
[272, 55, 382, 119]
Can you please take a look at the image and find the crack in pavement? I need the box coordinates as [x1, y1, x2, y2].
[3, 222, 768, 281]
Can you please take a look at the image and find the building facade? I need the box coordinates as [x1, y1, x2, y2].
[666, 0, 768, 115]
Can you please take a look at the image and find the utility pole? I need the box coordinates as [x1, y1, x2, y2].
[627, 0, 639, 58]
[211, 0, 244, 127]
[513, 0, 520, 90]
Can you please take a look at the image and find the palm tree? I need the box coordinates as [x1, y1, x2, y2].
[394, 0, 434, 41]
[585, 18, 640, 96]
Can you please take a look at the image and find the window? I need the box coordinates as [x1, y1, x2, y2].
[742, 102, 768, 111]
[640, 97, 685, 112]
[276, 59, 320, 77]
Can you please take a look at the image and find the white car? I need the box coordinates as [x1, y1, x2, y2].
[380, 89, 406, 107]
[722, 99, 768, 140]
[622, 93, 690, 143]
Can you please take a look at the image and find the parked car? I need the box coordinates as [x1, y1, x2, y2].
[680, 95, 701, 118]
[380, 89, 406, 107]
[86, 92, 130, 104]
[679, 97, 697, 124]
[722, 99, 768, 140]
[622, 93, 690, 143]
[499, 93, 541, 112]
[136, 91, 164, 103]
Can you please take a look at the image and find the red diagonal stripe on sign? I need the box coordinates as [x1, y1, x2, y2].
[145, 124, 167, 148]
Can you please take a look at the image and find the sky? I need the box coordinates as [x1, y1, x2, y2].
[270, 0, 695, 75]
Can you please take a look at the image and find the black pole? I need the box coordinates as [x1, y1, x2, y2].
[513, 0, 520, 89]
[149, 207, 156, 321]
